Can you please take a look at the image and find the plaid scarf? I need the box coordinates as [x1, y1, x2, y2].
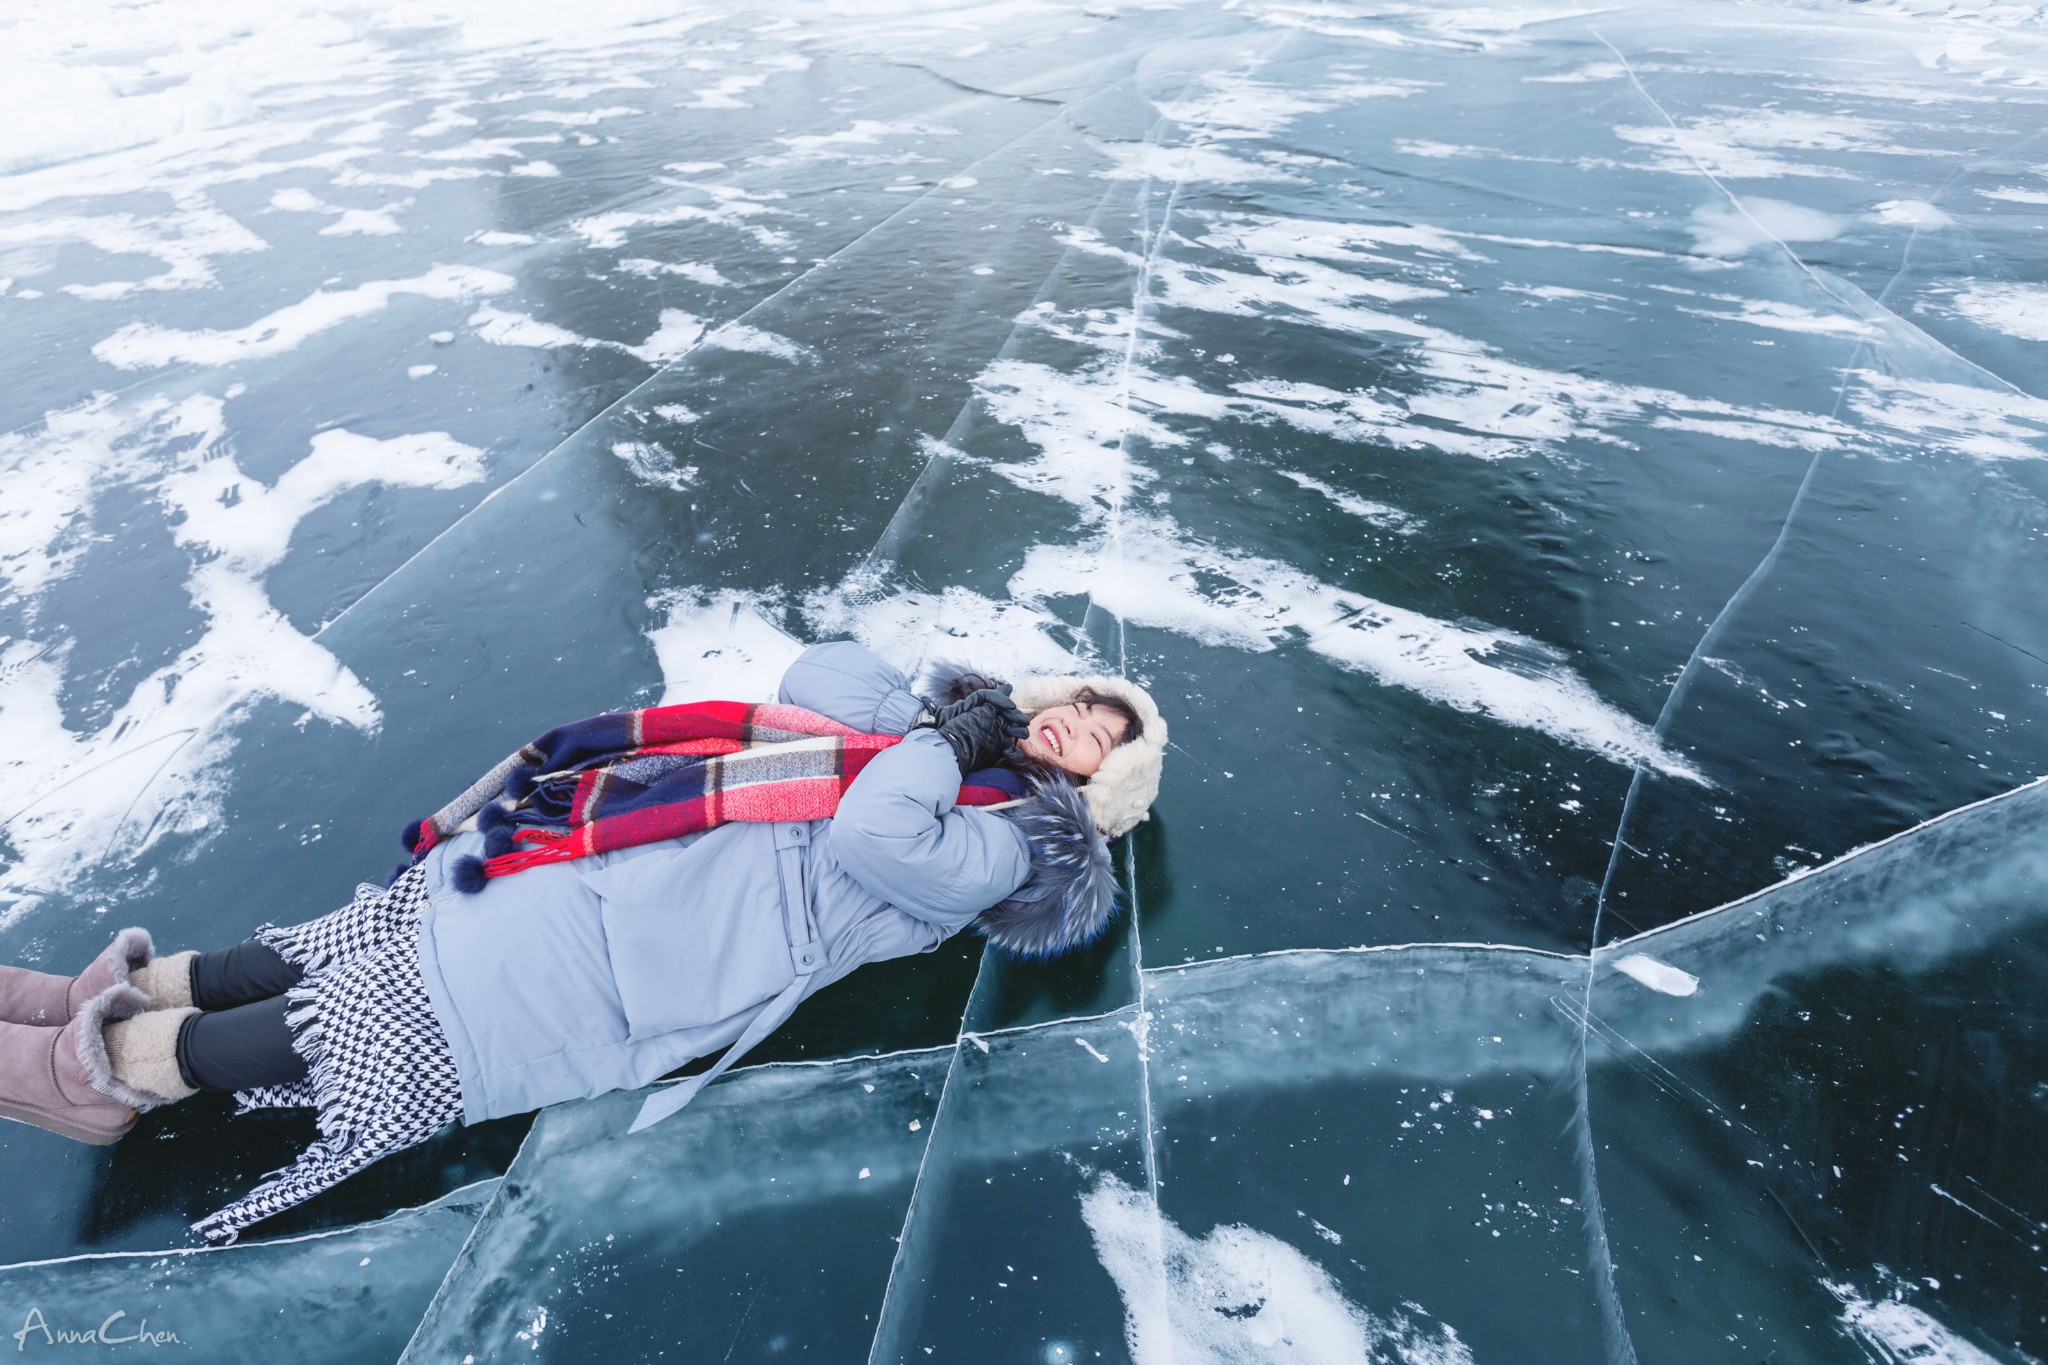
[401, 700, 1014, 891]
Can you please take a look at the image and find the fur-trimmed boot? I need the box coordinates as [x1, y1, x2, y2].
[0, 984, 195, 1145]
[0, 930, 195, 1026]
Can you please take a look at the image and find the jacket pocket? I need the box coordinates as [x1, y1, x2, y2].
[586, 847, 795, 1040]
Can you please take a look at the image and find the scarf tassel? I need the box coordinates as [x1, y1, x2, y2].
[503, 763, 541, 801]
[452, 824, 576, 893]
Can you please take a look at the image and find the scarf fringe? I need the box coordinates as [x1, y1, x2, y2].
[188, 981, 358, 1247]
[249, 881, 392, 977]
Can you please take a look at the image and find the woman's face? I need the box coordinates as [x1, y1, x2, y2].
[1016, 700, 1127, 779]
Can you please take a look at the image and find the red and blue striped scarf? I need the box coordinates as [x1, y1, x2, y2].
[402, 700, 1018, 891]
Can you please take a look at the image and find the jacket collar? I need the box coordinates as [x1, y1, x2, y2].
[976, 775, 1119, 958]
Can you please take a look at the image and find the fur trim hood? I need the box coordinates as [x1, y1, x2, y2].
[1007, 672, 1167, 839]
[917, 660, 1167, 957]
[976, 774, 1119, 958]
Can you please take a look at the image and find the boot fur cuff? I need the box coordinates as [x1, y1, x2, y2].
[75, 984, 180, 1110]
[104, 927, 154, 988]
[132, 950, 197, 1010]
[103, 1007, 199, 1107]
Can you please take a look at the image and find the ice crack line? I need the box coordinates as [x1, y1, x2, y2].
[1093, 35, 1287, 1278]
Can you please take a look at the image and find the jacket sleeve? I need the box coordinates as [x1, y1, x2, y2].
[828, 729, 1032, 927]
[778, 640, 928, 736]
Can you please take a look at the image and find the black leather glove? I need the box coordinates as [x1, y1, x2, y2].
[921, 687, 1029, 775]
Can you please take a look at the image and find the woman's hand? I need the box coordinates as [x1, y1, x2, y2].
[923, 687, 1030, 774]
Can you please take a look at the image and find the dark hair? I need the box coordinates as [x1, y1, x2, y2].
[1067, 687, 1142, 749]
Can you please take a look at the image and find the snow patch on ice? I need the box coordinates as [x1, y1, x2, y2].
[1095, 140, 1313, 185]
[763, 119, 958, 165]
[469, 304, 798, 366]
[570, 187, 788, 250]
[804, 582, 1083, 679]
[2, 200, 267, 300]
[1010, 517, 1706, 781]
[684, 73, 772, 110]
[1526, 61, 1629, 83]
[1677, 297, 1877, 338]
[520, 106, 640, 127]
[93, 264, 512, 368]
[1873, 199, 1955, 230]
[1054, 224, 1857, 461]
[1081, 1172, 1472, 1365]
[1153, 73, 1429, 140]
[646, 589, 802, 705]
[637, 310, 710, 361]
[1946, 282, 2048, 342]
[1688, 198, 1848, 257]
[1274, 470, 1422, 532]
[1618, 113, 1921, 180]
[1, 398, 171, 605]
[1848, 372, 2048, 461]
[270, 187, 405, 235]
[1824, 1275, 2000, 1365]
[612, 440, 699, 492]
[161, 428, 484, 573]
[617, 258, 732, 286]
[708, 323, 810, 362]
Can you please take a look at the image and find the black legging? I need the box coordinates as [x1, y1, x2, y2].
[172, 941, 311, 1093]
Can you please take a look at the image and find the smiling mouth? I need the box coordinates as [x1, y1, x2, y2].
[1038, 725, 1062, 757]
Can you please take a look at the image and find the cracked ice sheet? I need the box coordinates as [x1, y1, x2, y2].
[0, 3, 1104, 935]
[1576, 775, 2048, 1364]
[0, 1181, 495, 1365]
[1125, 776, 2048, 1364]
[400, 1055, 943, 1363]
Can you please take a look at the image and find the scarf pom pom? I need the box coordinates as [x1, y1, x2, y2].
[401, 819, 424, 853]
[503, 764, 540, 801]
[450, 855, 490, 895]
[483, 825, 516, 859]
[477, 801, 513, 834]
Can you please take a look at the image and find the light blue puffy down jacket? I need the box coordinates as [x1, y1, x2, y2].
[411, 641, 1031, 1125]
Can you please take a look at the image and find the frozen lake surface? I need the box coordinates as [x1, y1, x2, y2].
[0, 0, 2044, 1359]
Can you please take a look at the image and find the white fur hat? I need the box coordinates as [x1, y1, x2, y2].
[1007, 674, 1167, 838]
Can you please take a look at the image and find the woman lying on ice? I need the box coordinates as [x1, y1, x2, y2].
[0, 641, 1166, 1243]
